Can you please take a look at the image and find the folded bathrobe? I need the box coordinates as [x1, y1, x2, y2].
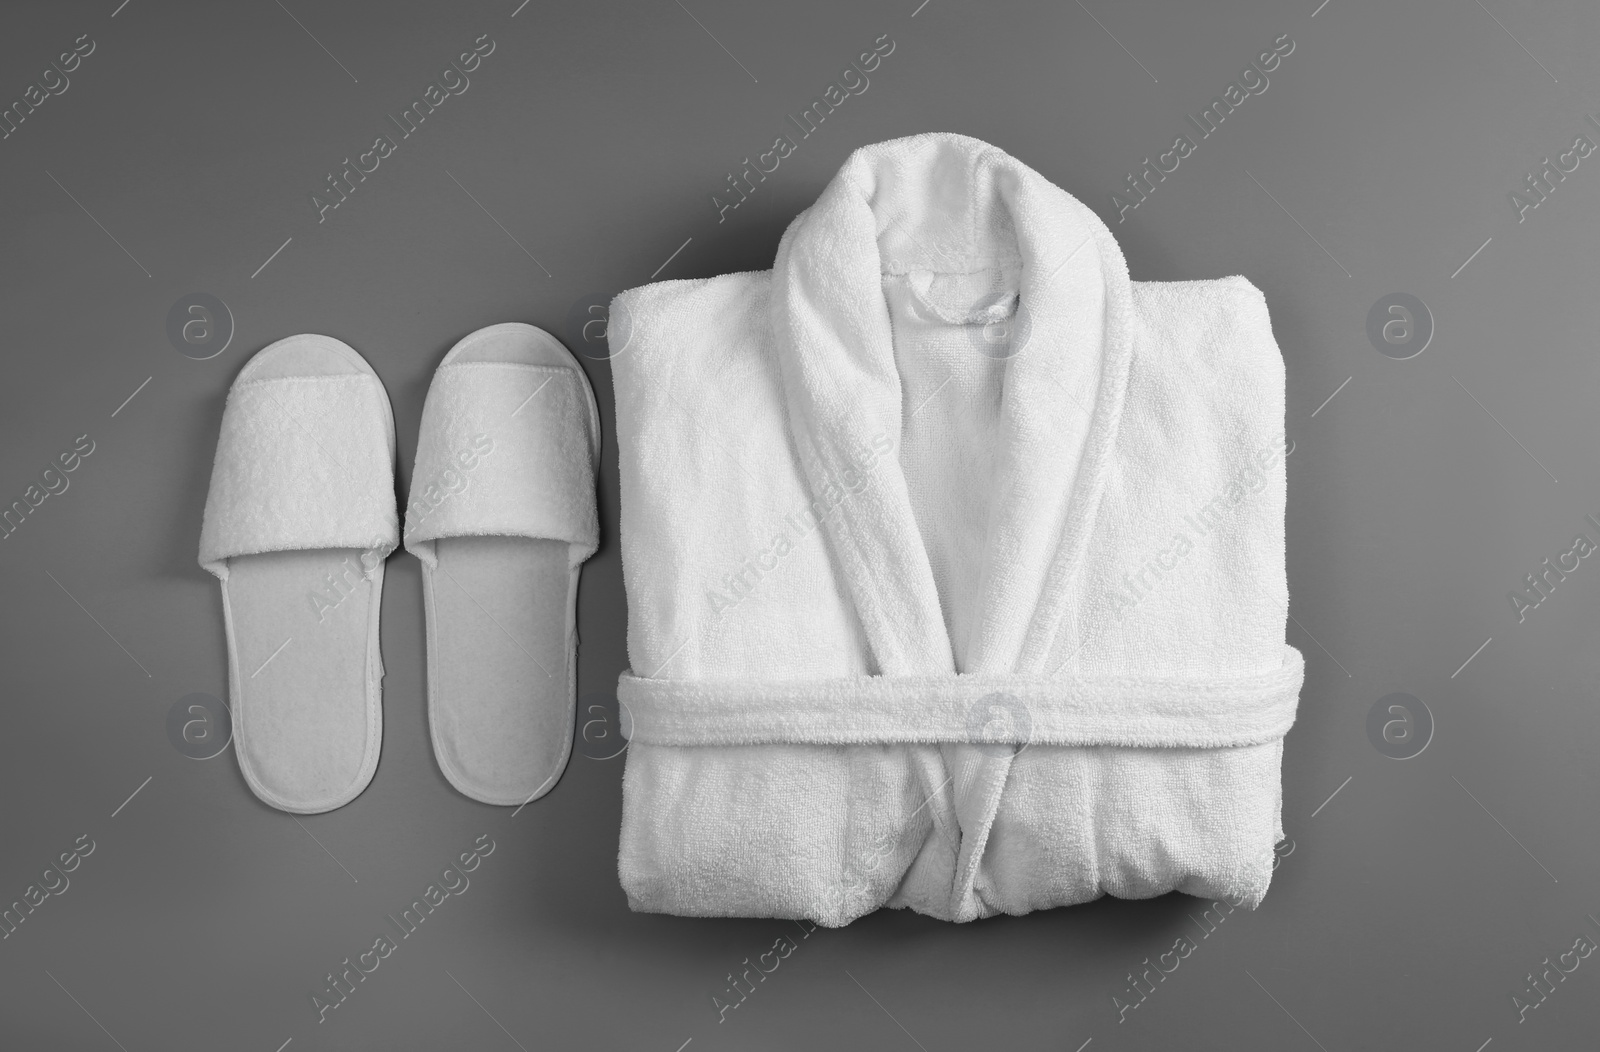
[611, 133, 1303, 925]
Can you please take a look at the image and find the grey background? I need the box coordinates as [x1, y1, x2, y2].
[1, 0, 1597, 1048]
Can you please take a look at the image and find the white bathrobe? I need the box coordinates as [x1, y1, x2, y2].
[610, 133, 1302, 925]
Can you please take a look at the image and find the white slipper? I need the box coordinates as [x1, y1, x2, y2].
[404, 323, 600, 806]
[198, 335, 398, 814]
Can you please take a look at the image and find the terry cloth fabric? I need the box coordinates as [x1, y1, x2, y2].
[403, 347, 599, 572]
[199, 366, 397, 579]
[610, 133, 1302, 926]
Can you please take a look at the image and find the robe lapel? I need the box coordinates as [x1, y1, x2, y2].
[964, 167, 1133, 676]
[771, 166, 955, 678]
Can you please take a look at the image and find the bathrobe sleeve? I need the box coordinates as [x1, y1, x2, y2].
[610, 274, 876, 684]
[1062, 275, 1290, 681]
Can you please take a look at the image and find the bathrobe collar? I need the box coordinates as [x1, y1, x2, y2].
[772, 133, 1136, 679]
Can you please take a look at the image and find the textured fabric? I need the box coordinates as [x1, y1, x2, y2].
[404, 361, 599, 567]
[620, 650, 1301, 747]
[199, 373, 397, 578]
[610, 133, 1300, 925]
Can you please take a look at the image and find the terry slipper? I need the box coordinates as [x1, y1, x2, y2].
[404, 323, 600, 806]
[198, 335, 398, 814]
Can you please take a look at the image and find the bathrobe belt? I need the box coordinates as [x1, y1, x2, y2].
[618, 644, 1303, 749]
